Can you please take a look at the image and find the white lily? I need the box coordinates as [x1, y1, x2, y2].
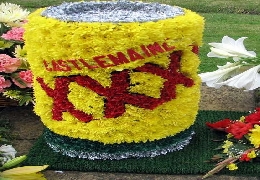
[207, 36, 256, 61]
[199, 62, 241, 88]
[217, 65, 260, 90]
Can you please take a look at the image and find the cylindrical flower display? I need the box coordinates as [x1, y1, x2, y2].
[24, 1, 204, 160]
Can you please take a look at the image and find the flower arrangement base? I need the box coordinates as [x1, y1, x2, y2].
[44, 128, 194, 160]
[25, 110, 260, 177]
[24, 1, 204, 160]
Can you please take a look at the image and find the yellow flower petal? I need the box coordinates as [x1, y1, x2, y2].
[0, 172, 47, 180]
[226, 163, 238, 171]
[249, 125, 260, 148]
[1, 165, 48, 176]
[248, 150, 257, 159]
[222, 140, 233, 154]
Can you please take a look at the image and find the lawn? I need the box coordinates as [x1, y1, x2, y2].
[200, 13, 260, 72]
[2, 0, 260, 14]
[1, 0, 260, 72]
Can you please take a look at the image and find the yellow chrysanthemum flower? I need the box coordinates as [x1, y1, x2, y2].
[0, 3, 29, 27]
[226, 163, 238, 171]
[248, 150, 257, 159]
[249, 125, 260, 148]
[222, 140, 233, 153]
[25, 6, 204, 144]
[13, 45, 29, 69]
[14, 45, 27, 59]
[226, 133, 233, 139]
[239, 116, 245, 122]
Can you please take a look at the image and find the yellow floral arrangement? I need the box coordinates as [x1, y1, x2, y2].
[24, 1, 204, 145]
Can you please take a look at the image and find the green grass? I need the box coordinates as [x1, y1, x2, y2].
[2, 0, 260, 14]
[199, 13, 260, 72]
[1, 0, 260, 72]
[169, 0, 260, 14]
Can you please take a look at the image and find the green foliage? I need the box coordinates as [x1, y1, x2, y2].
[0, 116, 11, 145]
[3, 90, 33, 106]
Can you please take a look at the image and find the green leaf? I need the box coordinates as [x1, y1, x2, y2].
[1, 155, 27, 170]
[0, 127, 9, 132]
[228, 143, 254, 156]
[0, 40, 14, 50]
[0, 138, 9, 143]
[3, 90, 34, 106]
[0, 23, 10, 36]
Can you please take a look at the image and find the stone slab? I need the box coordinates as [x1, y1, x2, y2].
[199, 84, 256, 112]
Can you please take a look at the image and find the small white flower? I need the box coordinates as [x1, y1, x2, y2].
[0, 144, 17, 165]
[199, 62, 241, 88]
[217, 65, 260, 90]
[207, 36, 256, 61]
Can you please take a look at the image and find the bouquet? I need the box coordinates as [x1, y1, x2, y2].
[203, 108, 260, 179]
[199, 35, 260, 90]
[0, 2, 33, 105]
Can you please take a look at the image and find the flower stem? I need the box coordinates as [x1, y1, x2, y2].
[202, 156, 239, 179]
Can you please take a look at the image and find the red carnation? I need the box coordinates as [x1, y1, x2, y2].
[226, 121, 253, 139]
[245, 109, 260, 125]
[239, 153, 251, 162]
[206, 118, 232, 131]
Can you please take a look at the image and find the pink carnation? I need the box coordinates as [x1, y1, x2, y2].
[0, 54, 21, 73]
[0, 75, 11, 92]
[1, 27, 25, 41]
[12, 70, 33, 88]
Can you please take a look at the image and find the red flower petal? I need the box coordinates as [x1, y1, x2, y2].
[226, 121, 253, 139]
[245, 110, 260, 125]
[206, 118, 232, 131]
[239, 153, 251, 162]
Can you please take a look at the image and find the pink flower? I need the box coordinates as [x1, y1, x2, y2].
[0, 75, 11, 92]
[1, 27, 25, 41]
[12, 70, 33, 88]
[0, 54, 21, 73]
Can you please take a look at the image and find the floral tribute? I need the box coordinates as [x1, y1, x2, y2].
[203, 108, 260, 179]
[0, 2, 33, 105]
[200, 35, 260, 177]
[37, 51, 194, 122]
[24, 1, 204, 159]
